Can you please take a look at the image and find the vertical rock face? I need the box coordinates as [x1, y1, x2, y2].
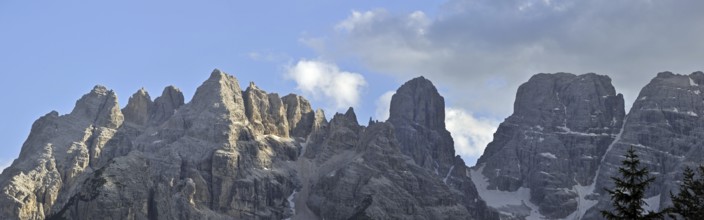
[584, 71, 704, 218]
[122, 88, 153, 126]
[0, 85, 124, 219]
[0, 70, 499, 220]
[282, 94, 316, 138]
[150, 85, 184, 125]
[388, 76, 454, 171]
[387, 76, 498, 220]
[243, 82, 289, 137]
[303, 106, 497, 220]
[475, 73, 625, 219]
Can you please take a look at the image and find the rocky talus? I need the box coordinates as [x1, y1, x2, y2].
[0, 70, 496, 219]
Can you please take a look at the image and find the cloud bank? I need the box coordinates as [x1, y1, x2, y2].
[312, 0, 704, 117]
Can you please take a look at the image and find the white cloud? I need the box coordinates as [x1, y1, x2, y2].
[285, 59, 367, 112]
[374, 91, 395, 121]
[445, 108, 499, 165]
[335, 10, 381, 32]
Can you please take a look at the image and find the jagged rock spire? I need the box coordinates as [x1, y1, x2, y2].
[123, 88, 153, 126]
[389, 76, 445, 130]
[150, 85, 184, 125]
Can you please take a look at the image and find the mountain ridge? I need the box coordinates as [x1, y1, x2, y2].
[2, 69, 703, 220]
[0, 69, 497, 220]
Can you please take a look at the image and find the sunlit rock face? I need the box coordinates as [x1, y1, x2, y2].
[475, 73, 626, 219]
[0, 70, 497, 220]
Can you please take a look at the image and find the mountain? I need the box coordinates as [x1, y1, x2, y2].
[0, 70, 497, 220]
[4, 69, 703, 220]
[473, 73, 625, 219]
[472, 71, 704, 220]
[583, 71, 704, 218]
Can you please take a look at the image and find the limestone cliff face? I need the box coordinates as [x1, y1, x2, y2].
[243, 82, 289, 137]
[583, 71, 704, 218]
[474, 73, 626, 219]
[0, 85, 123, 219]
[388, 77, 497, 220]
[0, 70, 495, 220]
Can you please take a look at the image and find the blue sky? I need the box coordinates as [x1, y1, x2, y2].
[2, 0, 704, 169]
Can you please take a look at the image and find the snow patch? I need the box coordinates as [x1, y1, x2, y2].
[687, 111, 698, 117]
[643, 194, 661, 212]
[539, 152, 557, 159]
[470, 165, 545, 220]
[573, 116, 628, 218]
[690, 77, 699, 86]
[639, 96, 647, 101]
[152, 140, 162, 144]
[565, 179, 599, 220]
[284, 191, 297, 220]
[434, 161, 440, 175]
[443, 165, 455, 184]
[557, 126, 611, 136]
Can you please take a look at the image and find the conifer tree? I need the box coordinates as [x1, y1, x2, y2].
[668, 165, 704, 219]
[601, 146, 663, 220]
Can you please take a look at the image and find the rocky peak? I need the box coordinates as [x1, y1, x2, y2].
[388, 76, 454, 171]
[313, 109, 328, 131]
[247, 81, 258, 90]
[475, 72, 626, 219]
[329, 107, 360, 131]
[150, 85, 184, 125]
[691, 71, 704, 84]
[389, 76, 445, 130]
[282, 94, 316, 138]
[343, 107, 358, 124]
[122, 88, 153, 126]
[585, 71, 704, 218]
[70, 85, 124, 129]
[511, 72, 623, 133]
[242, 82, 289, 136]
[189, 69, 246, 121]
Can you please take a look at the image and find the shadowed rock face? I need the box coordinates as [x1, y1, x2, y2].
[0, 70, 496, 220]
[387, 76, 498, 220]
[584, 71, 704, 219]
[475, 73, 626, 219]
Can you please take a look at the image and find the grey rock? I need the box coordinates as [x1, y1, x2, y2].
[282, 94, 316, 138]
[150, 85, 184, 126]
[122, 88, 153, 126]
[387, 77, 497, 220]
[584, 71, 704, 218]
[388, 76, 454, 171]
[0, 70, 497, 220]
[475, 73, 625, 219]
[303, 107, 495, 219]
[243, 82, 289, 137]
[0, 85, 124, 219]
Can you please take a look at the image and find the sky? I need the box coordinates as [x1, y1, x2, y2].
[1, 0, 703, 171]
